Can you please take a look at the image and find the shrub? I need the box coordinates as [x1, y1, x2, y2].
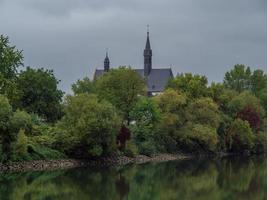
[177, 123, 219, 153]
[186, 97, 221, 128]
[10, 110, 32, 135]
[237, 107, 263, 132]
[123, 141, 138, 157]
[253, 132, 267, 154]
[0, 95, 12, 130]
[138, 139, 157, 156]
[0, 95, 13, 161]
[226, 119, 254, 152]
[130, 97, 161, 143]
[228, 91, 265, 118]
[14, 129, 28, 157]
[58, 94, 121, 157]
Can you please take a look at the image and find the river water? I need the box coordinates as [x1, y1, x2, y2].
[0, 156, 266, 200]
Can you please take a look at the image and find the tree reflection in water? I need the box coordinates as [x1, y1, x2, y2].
[0, 157, 267, 200]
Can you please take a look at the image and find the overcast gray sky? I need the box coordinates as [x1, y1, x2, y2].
[1, 0, 267, 93]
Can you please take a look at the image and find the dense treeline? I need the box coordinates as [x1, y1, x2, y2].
[1, 34, 267, 162]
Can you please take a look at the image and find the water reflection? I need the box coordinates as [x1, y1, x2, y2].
[1, 157, 267, 200]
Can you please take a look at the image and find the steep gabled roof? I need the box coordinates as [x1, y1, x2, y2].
[94, 68, 173, 92]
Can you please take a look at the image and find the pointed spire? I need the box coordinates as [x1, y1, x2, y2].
[104, 48, 110, 72]
[144, 25, 152, 76]
[145, 25, 151, 50]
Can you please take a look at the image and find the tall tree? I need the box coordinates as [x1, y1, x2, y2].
[16, 67, 64, 122]
[224, 64, 252, 92]
[250, 69, 267, 95]
[0, 35, 23, 105]
[96, 67, 146, 124]
[224, 64, 267, 94]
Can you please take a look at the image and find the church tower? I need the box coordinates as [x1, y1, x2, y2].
[144, 26, 152, 76]
[104, 51, 110, 72]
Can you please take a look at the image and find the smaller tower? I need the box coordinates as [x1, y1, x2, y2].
[144, 25, 152, 77]
[104, 50, 110, 72]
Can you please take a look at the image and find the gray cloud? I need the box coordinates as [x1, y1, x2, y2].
[1, 0, 267, 93]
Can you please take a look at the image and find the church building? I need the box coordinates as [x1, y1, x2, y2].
[94, 29, 174, 96]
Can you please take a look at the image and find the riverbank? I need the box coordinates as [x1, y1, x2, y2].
[0, 153, 192, 173]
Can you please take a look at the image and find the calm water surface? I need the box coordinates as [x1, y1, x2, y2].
[1, 157, 267, 200]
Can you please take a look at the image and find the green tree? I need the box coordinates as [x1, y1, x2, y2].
[0, 35, 23, 105]
[72, 77, 95, 95]
[96, 67, 146, 124]
[167, 73, 209, 98]
[14, 129, 28, 158]
[177, 123, 218, 153]
[224, 64, 251, 92]
[16, 67, 64, 122]
[186, 97, 221, 128]
[155, 89, 187, 128]
[228, 91, 265, 118]
[57, 94, 121, 157]
[258, 87, 267, 114]
[226, 119, 254, 152]
[130, 97, 161, 155]
[10, 110, 32, 135]
[250, 69, 267, 95]
[0, 95, 13, 161]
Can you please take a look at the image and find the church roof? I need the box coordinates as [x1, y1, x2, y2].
[94, 68, 173, 93]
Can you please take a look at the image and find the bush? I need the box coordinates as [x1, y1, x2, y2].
[253, 132, 267, 154]
[228, 91, 265, 118]
[26, 144, 66, 160]
[58, 94, 122, 157]
[138, 140, 157, 156]
[177, 123, 219, 153]
[10, 110, 32, 135]
[123, 141, 138, 157]
[0, 95, 12, 130]
[130, 97, 161, 143]
[186, 97, 221, 128]
[226, 119, 254, 152]
[0, 95, 13, 161]
[14, 129, 28, 157]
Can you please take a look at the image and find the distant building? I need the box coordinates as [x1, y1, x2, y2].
[94, 29, 174, 96]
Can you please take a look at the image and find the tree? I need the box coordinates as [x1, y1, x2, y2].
[0, 35, 23, 105]
[57, 94, 121, 157]
[226, 119, 254, 152]
[250, 69, 267, 95]
[155, 89, 187, 139]
[237, 107, 263, 132]
[0, 95, 13, 161]
[208, 83, 238, 112]
[96, 67, 146, 124]
[16, 67, 64, 122]
[224, 64, 251, 92]
[224, 65, 267, 95]
[0, 35, 23, 79]
[228, 91, 265, 120]
[177, 123, 218, 153]
[130, 97, 161, 155]
[72, 77, 95, 95]
[10, 110, 32, 135]
[258, 87, 267, 113]
[14, 129, 28, 158]
[167, 73, 209, 98]
[186, 97, 221, 128]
